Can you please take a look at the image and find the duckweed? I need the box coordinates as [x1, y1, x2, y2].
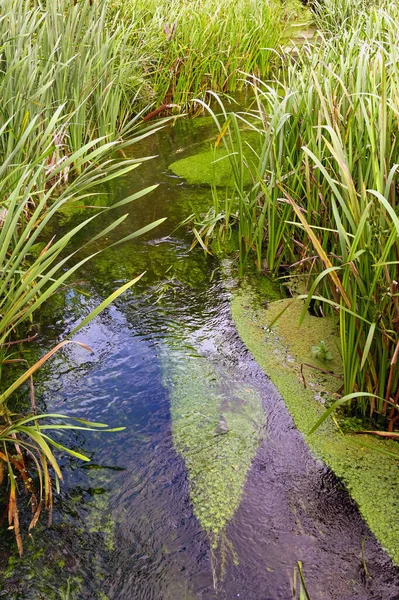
[231, 279, 399, 564]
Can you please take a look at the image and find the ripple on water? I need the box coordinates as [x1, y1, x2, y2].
[2, 117, 399, 600]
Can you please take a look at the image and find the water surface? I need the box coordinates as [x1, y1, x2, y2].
[1, 114, 399, 600]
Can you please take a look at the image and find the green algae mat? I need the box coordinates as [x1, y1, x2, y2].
[169, 130, 260, 187]
[230, 280, 399, 564]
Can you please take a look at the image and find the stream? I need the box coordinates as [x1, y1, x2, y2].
[1, 114, 399, 600]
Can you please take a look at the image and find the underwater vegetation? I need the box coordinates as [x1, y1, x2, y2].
[169, 129, 261, 187]
[164, 352, 265, 584]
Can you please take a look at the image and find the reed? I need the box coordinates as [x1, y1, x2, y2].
[202, 0, 399, 429]
[0, 112, 166, 552]
[107, 0, 304, 109]
[0, 0, 145, 171]
[0, 0, 168, 552]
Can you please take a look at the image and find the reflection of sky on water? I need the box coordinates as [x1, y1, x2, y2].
[2, 115, 399, 600]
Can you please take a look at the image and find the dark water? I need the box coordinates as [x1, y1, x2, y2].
[1, 115, 399, 600]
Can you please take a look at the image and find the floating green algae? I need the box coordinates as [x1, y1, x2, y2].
[169, 131, 260, 187]
[164, 354, 265, 536]
[169, 147, 242, 187]
[230, 280, 399, 564]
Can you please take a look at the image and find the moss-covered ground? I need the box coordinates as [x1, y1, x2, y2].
[231, 280, 399, 564]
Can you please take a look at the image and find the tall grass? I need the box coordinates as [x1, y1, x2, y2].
[0, 0, 302, 133]
[0, 0, 145, 169]
[202, 1, 399, 430]
[0, 0, 167, 552]
[0, 119, 164, 553]
[107, 0, 305, 109]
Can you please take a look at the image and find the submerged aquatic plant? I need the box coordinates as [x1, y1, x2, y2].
[164, 354, 265, 587]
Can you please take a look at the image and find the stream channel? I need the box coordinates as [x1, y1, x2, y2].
[2, 112, 399, 600]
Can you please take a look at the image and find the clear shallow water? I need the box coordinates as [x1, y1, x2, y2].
[1, 114, 399, 600]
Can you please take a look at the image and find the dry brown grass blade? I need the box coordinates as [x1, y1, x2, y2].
[0, 449, 38, 512]
[29, 501, 42, 532]
[286, 194, 351, 307]
[7, 464, 23, 556]
[356, 431, 399, 439]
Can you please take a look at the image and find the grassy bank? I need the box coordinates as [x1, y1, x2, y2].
[197, 0, 399, 433]
[106, 0, 304, 110]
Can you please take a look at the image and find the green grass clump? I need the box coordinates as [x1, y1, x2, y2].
[0, 0, 146, 169]
[203, 0, 399, 430]
[107, 0, 306, 110]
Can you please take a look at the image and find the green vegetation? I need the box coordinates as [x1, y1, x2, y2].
[292, 562, 311, 600]
[231, 282, 399, 563]
[0, 0, 145, 166]
[164, 353, 265, 585]
[0, 0, 295, 559]
[169, 129, 261, 186]
[107, 0, 305, 109]
[0, 0, 165, 553]
[166, 355, 265, 534]
[5, 0, 398, 590]
[197, 0, 399, 433]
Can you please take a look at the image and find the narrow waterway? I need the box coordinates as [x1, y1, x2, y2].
[2, 114, 399, 600]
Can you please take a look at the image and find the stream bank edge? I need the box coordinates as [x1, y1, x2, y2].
[230, 280, 399, 565]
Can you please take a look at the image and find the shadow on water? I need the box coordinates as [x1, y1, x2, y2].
[1, 111, 399, 599]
